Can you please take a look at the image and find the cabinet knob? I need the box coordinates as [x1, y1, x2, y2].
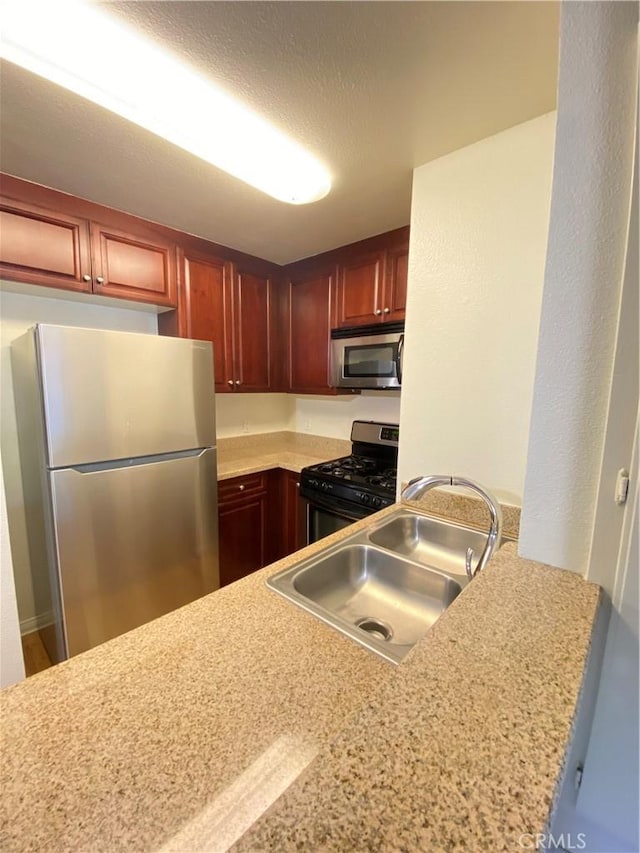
[296, 482, 300, 488]
[227, 380, 234, 386]
[82, 274, 91, 282]
[239, 484, 245, 491]
[375, 309, 382, 315]
[383, 307, 390, 313]
[95, 276, 105, 284]
[235, 380, 241, 385]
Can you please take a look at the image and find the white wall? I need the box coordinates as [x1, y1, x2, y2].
[214, 392, 401, 441]
[519, 1, 638, 575]
[215, 394, 294, 438]
[0, 288, 158, 630]
[398, 112, 556, 505]
[294, 393, 401, 440]
[0, 448, 25, 687]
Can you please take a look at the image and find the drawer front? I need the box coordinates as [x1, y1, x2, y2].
[218, 472, 267, 503]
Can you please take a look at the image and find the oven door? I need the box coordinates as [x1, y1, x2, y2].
[305, 492, 371, 545]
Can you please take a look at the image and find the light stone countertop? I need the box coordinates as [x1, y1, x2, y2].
[0, 504, 601, 853]
[215, 431, 351, 481]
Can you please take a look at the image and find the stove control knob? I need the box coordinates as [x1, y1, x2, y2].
[372, 497, 382, 508]
[362, 494, 370, 505]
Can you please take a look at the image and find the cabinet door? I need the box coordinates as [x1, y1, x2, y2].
[218, 473, 269, 587]
[90, 222, 177, 307]
[288, 271, 335, 394]
[218, 495, 267, 587]
[281, 470, 307, 556]
[0, 198, 92, 292]
[234, 268, 272, 392]
[383, 246, 408, 323]
[336, 250, 384, 327]
[182, 252, 234, 394]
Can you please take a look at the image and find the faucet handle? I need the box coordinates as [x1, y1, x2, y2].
[465, 547, 475, 580]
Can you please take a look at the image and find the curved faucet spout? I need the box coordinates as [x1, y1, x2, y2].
[400, 474, 503, 580]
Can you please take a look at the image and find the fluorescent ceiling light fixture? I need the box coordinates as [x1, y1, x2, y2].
[0, 0, 332, 204]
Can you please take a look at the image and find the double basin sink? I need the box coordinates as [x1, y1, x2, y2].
[268, 508, 505, 664]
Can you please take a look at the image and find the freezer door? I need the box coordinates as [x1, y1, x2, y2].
[36, 324, 216, 468]
[49, 448, 219, 658]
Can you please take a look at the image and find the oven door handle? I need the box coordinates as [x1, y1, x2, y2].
[396, 334, 404, 384]
[301, 488, 367, 521]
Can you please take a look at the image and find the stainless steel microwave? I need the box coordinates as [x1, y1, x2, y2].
[330, 322, 404, 390]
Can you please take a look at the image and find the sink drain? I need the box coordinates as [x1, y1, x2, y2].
[355, 617, 393, 642]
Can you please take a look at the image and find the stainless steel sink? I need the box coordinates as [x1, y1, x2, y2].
[267, 541, 462, 664]
[367, 511, 490, 578]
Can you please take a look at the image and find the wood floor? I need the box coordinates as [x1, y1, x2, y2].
[21, 630, 54, 678]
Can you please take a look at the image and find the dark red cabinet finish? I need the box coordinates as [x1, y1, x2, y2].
[280, 470, 307, 557]
[217, 469, 307, 588]
[164, 250, 274, 393]
[0, 199, 92, 293]
[336, 241, 408, 328]
[287, 269, 337, 394]
[0, 183, 177, 307]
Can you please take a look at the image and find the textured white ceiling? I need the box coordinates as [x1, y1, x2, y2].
[0, 1, 559, 264]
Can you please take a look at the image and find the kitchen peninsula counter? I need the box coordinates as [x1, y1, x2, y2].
[0, 505, 601, 852]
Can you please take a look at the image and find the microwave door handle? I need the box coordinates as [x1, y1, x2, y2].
[396, 334, 404, 384]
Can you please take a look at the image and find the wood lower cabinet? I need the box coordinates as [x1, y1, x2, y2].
[280, 470, 307, 557]
[217, 469, 307, 588]
[218, 473, 271, 587]
[219, 497, 267, 587]
[0, 190, 177, 307]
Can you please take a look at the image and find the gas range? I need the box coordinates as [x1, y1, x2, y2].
[300, 421, 399, 521]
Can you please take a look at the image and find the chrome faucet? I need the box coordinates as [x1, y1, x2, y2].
[401, 475, 503, 580]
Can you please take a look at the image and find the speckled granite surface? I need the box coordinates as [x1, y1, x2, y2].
[216, 431, 350, 480]
[404, 490, 521, 540]
[0, 507, 601, 852]
[236, 543, 601, 852]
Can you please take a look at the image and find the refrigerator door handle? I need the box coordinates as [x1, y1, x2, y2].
[68, 447, 214, 474]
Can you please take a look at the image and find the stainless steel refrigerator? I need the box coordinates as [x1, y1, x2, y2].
[12, 324, 219, 664]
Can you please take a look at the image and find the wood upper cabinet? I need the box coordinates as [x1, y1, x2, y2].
[337, 249, 385, 327]
[176, 250, 273, 393]
[287, 268, 337, 394]
[336, 238, 409, 328]
[233, 267, 272, 392]
[0, 191, 177, 307]
[0, 198, 92, 292]
[90, 223, 177, 307]
[180, 251, 234, 394]
[384, 245, 409, 323]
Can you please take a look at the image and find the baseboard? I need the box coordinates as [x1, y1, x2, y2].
[20, 611, 54, 636]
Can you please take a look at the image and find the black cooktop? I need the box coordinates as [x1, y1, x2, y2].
[307, 454, 397, 494]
